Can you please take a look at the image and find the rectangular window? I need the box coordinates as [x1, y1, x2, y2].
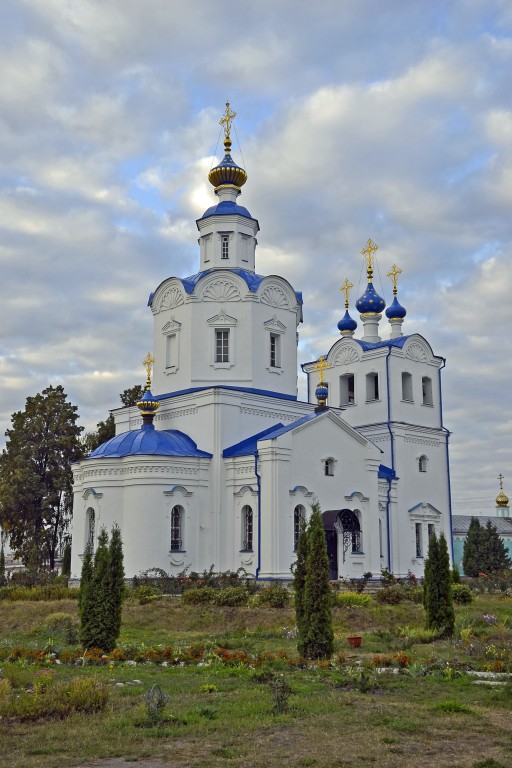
[221, 235, 229, 259]
[428, 523, 435, 541]
[379, 519, 383, 558]
[215, 329, 229, 363]
[270, 333, 280, 367]
[415, 522, 423, 557]
[340, 373, 355, 406]
[422, 376, 433, 405]
[166, 333, 176, 368]
[366, 372, 379, 401]
[401, 371, 413, 401]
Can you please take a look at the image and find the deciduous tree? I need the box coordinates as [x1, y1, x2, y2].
[0, 385, 83, 569]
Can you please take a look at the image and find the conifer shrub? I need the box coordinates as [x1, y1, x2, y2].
[423, 531, 455, 636]
[79, 526, 125, 651]
[299, 502, 334, 659]
[293, 516, 309, 646]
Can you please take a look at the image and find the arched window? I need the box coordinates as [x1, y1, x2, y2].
[401, 372, 413, 401]
[171, 505, 184, 551]
[241, 505, 253, 551]
[422, 376, 433, 406]
[293, 505, 306, 551]
[324, 458, 335, 476]
[418, 455, 428, 472]
[86, 508, 95, 551]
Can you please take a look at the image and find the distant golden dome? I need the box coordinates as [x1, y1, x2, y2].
[496, 474, 509, 508]
[496, 488, 509, 508]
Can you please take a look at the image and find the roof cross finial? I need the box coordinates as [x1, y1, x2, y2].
[219, 101, 236, 141]
[361, 238, 378, 282]
[313, 355, 329, 384]
[498, 473, 504, 489]
[339, 278, 354, 309]
[143, 352, 155, 390]
[387, 263, 403, 296]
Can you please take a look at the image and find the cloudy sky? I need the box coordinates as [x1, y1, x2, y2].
[0, 0, 511, 515]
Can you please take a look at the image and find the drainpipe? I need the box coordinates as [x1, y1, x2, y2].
[438, 357, 454, 561]
[255, 449, 262, 580]
[385, 347, 394, 569]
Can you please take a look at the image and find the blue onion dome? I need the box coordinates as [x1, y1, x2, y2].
[315, 383, 328, 401]
[337, 309, 357, 333]
[356, 282, 386, 315]
[385, 296, 407, 320]
[208, 145, 247, 190]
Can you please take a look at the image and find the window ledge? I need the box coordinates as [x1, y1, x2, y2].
[421, 402, 434, 407]
[401, 398, 414, 404]
[169, 549, 186, 553]
[239, 549, 254, 553]
[340, 401, 356, 407]
[365, 399, 381, 404]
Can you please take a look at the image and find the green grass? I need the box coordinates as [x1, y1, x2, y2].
[0, 593, 511, 768]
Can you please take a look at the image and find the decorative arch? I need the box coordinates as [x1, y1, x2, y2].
[159, 286, 184, 312]
[260, 284, 290, 309]
[201, 279, 241, 302]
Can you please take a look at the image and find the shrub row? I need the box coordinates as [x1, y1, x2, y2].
[0, 585, 79, 601]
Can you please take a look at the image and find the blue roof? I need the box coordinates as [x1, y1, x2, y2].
[153, 385, 298, 403]
[198, 200, 256, 222]
[223, 413, 320, 457]
[88, 424, 212, 459]
[148, 269, 303, 307]
[356, 335, 410, 352]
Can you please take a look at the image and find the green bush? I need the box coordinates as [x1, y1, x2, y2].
[213, 587, 250, 606]
[335, 591, 372, 607]
[251, 584, 290, 608]
[374, 585, 422, 604]
[374, 586, 406, 604]
[131, 585, 162, 604]
[452, 584, 474, 604]
[182, 587, 217, 605]
[45, 612, 80, 644]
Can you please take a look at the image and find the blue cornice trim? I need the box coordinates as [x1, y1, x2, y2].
[154, 385, 298, 402]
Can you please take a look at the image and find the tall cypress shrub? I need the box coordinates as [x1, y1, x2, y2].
[80, 529, 114, 650]
[293, 518, 309, 654]
[424, 531, 455, 636]
[0, 546, 6, 586]
[300, 502, 333, 659]
[78, 542, 93, 617]
[109, 524, 125, 641]
[462, 518, 482, 577]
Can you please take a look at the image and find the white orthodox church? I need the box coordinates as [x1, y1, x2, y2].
[70, 106, 453, 583]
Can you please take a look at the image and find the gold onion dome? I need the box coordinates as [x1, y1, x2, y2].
[496, 474, 509, 508]
[208, 102, 248, 191]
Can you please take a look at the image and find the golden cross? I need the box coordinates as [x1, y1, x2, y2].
[219, 101, 236, 139]
[313, 356, 329, 383]
[498, 473, 504, 489]
[361, 238, 378, 281]
[339, 278, 353, 309]
[387, 263, 403, 295]
[143, 352, 155, 387]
